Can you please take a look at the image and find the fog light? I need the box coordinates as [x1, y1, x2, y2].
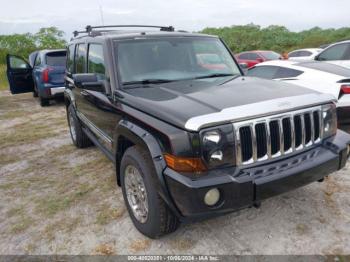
[204, 188, 220, 206]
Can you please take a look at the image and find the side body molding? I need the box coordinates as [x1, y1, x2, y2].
[114, 119, 183, 218]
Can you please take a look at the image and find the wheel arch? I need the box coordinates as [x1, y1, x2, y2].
[113, 119, 182, 218]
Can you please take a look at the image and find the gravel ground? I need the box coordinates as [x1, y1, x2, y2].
[0, 91, 349, 255]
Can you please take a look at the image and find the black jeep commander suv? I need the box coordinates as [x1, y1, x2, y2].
[64, 25, 350, 238]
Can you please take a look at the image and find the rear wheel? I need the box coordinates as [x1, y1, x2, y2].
[67, 104, 92, 148]
[120, 146, 179, 238]
[39, 96, 50, 107]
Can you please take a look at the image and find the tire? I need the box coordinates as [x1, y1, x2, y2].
[40, 96, 50, 107]
[33, 83, 38, 97]
[67, 104, 92, 148]
[120, 146, 179, 238]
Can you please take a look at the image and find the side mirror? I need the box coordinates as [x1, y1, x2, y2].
[314, 55, 319, 61]
[73, 73, 105, 92]
[256, 58, 264, 63]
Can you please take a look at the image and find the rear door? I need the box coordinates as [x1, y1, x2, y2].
[44, 51, 67, 85]
[6, 55, 34, 94]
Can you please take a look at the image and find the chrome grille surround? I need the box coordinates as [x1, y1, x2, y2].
[234, 106, 323, 166]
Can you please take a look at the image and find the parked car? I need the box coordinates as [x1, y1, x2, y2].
[6, 49, 67, 106]
[314, 40, 350, 69]
[288, 48, 322, 61]
[235, 50, 282, 68]
[14, 25, 350, 238]
[247, 60, 350, 131]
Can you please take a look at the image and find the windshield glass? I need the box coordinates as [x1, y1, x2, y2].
[261, 51, 281, 60]
[115, 37, 241, 85]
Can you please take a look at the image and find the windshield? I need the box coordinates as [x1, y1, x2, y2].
[115, 37, 241, 85]
[261, 51, 281, 60]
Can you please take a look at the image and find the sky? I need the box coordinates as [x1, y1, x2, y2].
[0, 0, 349, 38]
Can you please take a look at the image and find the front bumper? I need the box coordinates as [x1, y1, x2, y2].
[164, 131, 350, 222]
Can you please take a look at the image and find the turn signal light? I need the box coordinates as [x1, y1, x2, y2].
[164, 154, 207, 173]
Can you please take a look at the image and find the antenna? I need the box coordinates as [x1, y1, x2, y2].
[99, 5, 104, 25]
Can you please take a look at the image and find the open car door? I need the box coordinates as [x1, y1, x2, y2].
[6, 54, 34, 94]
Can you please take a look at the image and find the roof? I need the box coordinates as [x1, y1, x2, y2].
[288, 48, 322, 53]
[70, 25, 216, 42]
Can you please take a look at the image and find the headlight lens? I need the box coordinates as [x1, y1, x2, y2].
[322, 103, 337, 139]
[200, 124, 235, 169]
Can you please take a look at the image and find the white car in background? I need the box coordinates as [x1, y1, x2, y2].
[314, 40, 350, 69]
[288, 48, 322, 61]
[247, 60, 350, 130]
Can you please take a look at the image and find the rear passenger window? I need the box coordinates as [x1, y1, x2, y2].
[275, 67, 303, 78]
[75, 44, 86, 73]
[88, 44, 105, 79]
[247, 66, 279, 79]
[67, 45, 75, 73]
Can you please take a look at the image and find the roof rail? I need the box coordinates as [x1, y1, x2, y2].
[73, 25, 175, 37]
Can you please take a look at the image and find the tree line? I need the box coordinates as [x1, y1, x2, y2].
[1, 24, 350, 65]
[201, 24, 350, 53]
[0, 27, 66, 64]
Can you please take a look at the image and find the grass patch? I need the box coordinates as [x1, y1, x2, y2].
[35, 183, 95, 216]
[6, 206, 25, 218]
[95, 205, 125, 225]
[10, 216, 34, 234]
[0, 110, 27, 120]
[93, 243, 115, 255]
[0, 121, 59, 148]
[43, 217, 82, 241]
[129, 239, 151, 252]
[0, 153, 19, 166]
[0, 64, 8, 91]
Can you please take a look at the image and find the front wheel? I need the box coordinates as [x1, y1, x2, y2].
[120, 146, 179, 238]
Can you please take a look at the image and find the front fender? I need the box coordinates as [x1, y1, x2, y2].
[113, 119, 183, 218]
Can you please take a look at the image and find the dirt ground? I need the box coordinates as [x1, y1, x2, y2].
[0, 90, 349, 255]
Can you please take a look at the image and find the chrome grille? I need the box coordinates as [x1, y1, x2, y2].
[234, 106, 323, 166]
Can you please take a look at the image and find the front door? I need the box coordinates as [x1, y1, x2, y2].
[6, 55, 34, 94]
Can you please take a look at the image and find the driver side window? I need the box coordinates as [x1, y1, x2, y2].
[9, 56, 30, 69]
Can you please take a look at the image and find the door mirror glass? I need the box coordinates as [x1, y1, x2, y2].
[9, 56, 30, 69]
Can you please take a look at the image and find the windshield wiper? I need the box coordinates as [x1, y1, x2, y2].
[122, 79, 175, 86]
[194, 73, 237, 79]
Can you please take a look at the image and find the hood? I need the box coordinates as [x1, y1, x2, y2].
[122, 76, 335, 131]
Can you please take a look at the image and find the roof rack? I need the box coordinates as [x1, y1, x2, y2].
[73, 25, 175, 37]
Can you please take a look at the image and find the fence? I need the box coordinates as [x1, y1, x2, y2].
[0, 63, 8, 91]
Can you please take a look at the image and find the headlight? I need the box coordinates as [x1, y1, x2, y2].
[200, 124, 235, 169]
[322, 103, 337, 139]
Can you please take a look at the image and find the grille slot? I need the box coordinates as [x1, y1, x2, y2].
[239, 126, 253, 162]
[282, 118, 292, 152]
[235, 107, 323, 166]
[255, 123, 267, 159]
[294, 115, 302, 149]
[269, 121, 280, 155]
